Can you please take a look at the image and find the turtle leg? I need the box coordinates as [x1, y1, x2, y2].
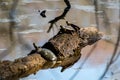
[58, 25, 74, 34]
[61, 66, 68, 72]
[66, 21, 80, 32]
[28, 43, 42, 55]
[59, 25, 67, 33]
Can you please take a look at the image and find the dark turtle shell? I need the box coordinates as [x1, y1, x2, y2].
[42, 26, 102, 72]
[42, 29, 81, 72]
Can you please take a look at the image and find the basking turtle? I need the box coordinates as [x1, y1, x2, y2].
[42, 23, 102, 72]
[29, 23, 102, 72]
[29, 43, 58, 68]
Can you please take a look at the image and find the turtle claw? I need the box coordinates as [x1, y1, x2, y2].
[61, 66, 69, 72]
[61, 67, 65, 72]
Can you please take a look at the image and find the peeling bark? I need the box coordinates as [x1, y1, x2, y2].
[0, 27, 103, 80]
[0, 54, 46, 80]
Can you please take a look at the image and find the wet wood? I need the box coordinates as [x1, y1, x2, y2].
[0, 27, 102, 80]
[0, 54, 46, 80]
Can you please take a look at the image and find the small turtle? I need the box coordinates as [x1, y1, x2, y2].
[28, 43, 57, 67]
[42, 24, 81, 72]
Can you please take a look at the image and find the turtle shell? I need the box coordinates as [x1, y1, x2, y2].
[42, 29, 82, 72]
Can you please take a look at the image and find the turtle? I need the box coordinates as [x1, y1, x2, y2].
[42, 22, 82, 72]
[28, 43, 58, 68]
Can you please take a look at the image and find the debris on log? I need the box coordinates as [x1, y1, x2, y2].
[0, 26, 103, 80]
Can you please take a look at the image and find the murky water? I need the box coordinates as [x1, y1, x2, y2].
[0, 0, 119, 80]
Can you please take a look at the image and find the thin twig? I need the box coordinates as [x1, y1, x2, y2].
[111, 4, 120, 62]
[99, 3, 120, 79]
[0, 0, 19, 60]
[94, 0, 99, 30]
[99, 27, 120, 80]
[9, 0, 19, 42]
[47, 0, 71, 32]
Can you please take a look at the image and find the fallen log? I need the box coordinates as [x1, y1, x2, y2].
[0, 26, 103, 80]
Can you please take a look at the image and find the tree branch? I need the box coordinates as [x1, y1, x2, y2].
[47, 0, 71, 32]
[0, 27, 103, 80]
[0, 54, 46, 80]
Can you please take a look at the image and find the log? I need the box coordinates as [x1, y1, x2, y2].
[0, 54, 46, 80]
[0, 27, 103, 80]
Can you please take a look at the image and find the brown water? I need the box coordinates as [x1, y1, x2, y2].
[0, 0, 119, 80]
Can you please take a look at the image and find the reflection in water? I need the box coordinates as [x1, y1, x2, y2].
[0, 0, 119, 80]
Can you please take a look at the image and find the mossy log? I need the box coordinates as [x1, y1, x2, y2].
[0, 27, 103, 80]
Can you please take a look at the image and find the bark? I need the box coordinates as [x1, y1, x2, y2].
[0, 54, 46, 80]
[0, 27, 103, 80]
